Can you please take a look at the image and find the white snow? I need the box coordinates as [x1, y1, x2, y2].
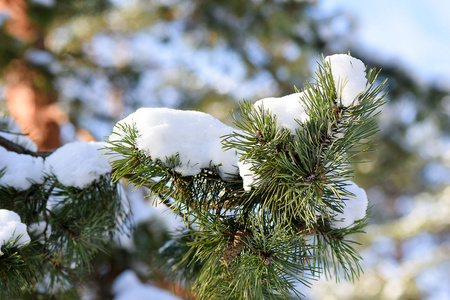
[254, 92, 309, 132]
[237, 92, 310, 191]
[112, 270, 142, 295]
[0, 147, 44, 190]
[237, 91, 310, 191]
[0, 209, 31, 250]
[1, 119, 112, 190]
[114, 187, 183, 250]
[0, 131, 38, 152]
[238, 159, 258, 192]
[112, 270, 182, 300]
[131, 197, 182, 230]
[28, 221, 52, 239]
[110, 107, 239, 180]
[331, 181, 368, 228]
[0, 116, 38, 152]
[324, 54, 367, 107]
[44, 141, 111, 188]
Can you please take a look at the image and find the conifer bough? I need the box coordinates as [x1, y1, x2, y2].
[107, 54, 387, 299]
[0, 129, 128, 296]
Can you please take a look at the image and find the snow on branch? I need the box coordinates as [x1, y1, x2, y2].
[105, 53, 388, 298]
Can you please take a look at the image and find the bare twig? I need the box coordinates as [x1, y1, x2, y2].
[0, 135, 52, 158]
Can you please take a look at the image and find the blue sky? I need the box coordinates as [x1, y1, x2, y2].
[320, 0, 450, 86]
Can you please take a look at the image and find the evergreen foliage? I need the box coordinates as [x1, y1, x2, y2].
[106, 57, 387, 299]
[0, 0, 448, 298]
[0, 158, 128, 298]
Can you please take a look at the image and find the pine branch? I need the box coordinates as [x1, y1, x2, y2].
[105, 55, 388, 299]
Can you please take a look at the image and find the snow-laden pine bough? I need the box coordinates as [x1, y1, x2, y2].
[0, 119, 129, 296]
[106, 54, 388, 299]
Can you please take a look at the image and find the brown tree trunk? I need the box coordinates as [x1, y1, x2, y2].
[0, 0, 65, 151]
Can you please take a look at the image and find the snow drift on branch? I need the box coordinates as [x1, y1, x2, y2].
[331, 181, 368, 228]
[254, 92, 309, 132]
[0, 147, 44, 190]
[44, 141, 111, 188]
[110, 107, 239, 180]
[0, 209, 31, 250]
[324, 54, 367, 107]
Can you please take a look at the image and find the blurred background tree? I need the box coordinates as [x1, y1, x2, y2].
[0, 0, 449, 299]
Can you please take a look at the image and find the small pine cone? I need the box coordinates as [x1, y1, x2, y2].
[222, 230, 247, 262]
[263, 252, 273, 265]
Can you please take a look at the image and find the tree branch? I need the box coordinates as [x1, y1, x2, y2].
[0, 135, 52, 158]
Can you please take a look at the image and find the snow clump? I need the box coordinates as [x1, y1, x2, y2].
[239, 92, 310, 191]
[324, 54, 367, 107]
[331, 181, 368, 228]
[0, 209, 31, 250]
[0, 147, 44, 190]
[238, 159, 259, 192]
[254, 92, 309, 132]
[110, 107, 239, 180]
[44, 141, 111, 188]
[112, 269, 182, 300]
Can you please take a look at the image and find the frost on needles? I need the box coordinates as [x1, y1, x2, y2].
[106, 53, 387, 299]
